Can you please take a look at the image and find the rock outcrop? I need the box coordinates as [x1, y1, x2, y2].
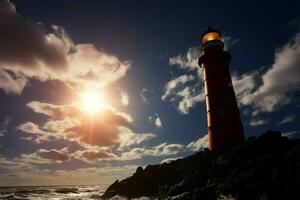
[102, 130, 300, 199]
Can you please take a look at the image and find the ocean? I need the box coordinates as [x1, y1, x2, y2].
[0, 185, 107, 200]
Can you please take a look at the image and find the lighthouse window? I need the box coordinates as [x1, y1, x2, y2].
[202, 32, 221, 43]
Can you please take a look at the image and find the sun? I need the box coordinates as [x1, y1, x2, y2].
[80, 89, 106, 114]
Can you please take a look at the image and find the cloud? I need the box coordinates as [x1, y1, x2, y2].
[65, 110, 131, 148]
[0, 0, 68, 72]
[116, 127, 155, 150]
[221, 36, 240, 50]
[43, 117, 79, 132]
[0, 154, 33, 172]
[73, 149, 117, 163]
[240, 33, 300, 114]
[162, 74, 204, 114]
[0, 117, 13, 136]
[71, 140, 184, 163]
[278, 115, 296, 124]
[17, 121, 60, 143]
[281, 130, 298, 138]
[154, 143, 183, 155]
[60, 43, 130, 89]
[154, 116, 163, 128]
[0, 69, 27, 94]
[27, 101, 79, 119]
[186, 134, 208, 152]
[162, 75, 195, 100]
[121, 143, 184, 160]
[227, 33, 300, 116]
[164, 46, 207, 114]
[176, 86, 205, 114]
[23, 101, 155, 149]
[149, 114, 163, 128]
[0, 155, 138, 185]
[249, 119, 269, 127]
[160, 157, 182, 164]
[0, 0, 130, 94]
[231, 72, 257, 105]
[140, 88, 148, 103]
[169, 46, 200, 71]
[17, 148, 70, 164]
[121, 92, 129, 106]
[36, 148, 69, 161]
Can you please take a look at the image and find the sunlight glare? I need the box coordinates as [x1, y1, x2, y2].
[81, 89, 106, 114]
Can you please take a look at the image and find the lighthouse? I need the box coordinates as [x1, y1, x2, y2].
[198, 27, 245, 150]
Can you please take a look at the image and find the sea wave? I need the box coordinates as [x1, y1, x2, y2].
[106, 196, 155, 200]
[0, 185, 106, 200]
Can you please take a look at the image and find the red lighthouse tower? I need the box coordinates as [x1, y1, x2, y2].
[198, 27, 245, 150]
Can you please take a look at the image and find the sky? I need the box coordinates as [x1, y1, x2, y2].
[0, 0, 299, 186]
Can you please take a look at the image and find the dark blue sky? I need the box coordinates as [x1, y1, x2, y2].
[0, 0, 299, 185]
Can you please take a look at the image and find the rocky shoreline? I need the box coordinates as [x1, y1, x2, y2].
[102, 131, 300, 200]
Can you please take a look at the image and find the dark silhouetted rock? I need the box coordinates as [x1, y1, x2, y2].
[101, 130, 300, 200]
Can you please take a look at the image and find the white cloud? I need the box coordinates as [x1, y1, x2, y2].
[154, 143, 183, 155]
[154, 116, 163, 128]
[121, 143, 184, 160]
[240, 33, 300, 114]
[160, 157, 182, 164]
[231, 72, 257, 105]
[278, 115, 296, 124]
[186, 134, 208, 152]
[117, 127, 156, 150]
[162, 74, 195, 100]
[149, 113, 163, 128]
[60, 43, 130, 89]
[169, 47, 200, 71]
[17, 121, 61, 143]
[121, 92, 129, 106]
[164, 46, 207, 114]
[72, 139, 184, 163]
[177, 86, 205, 114]
[140, 88, 148, 103]
[162, 74, 204, 114]
[249, 119, 269, 127]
